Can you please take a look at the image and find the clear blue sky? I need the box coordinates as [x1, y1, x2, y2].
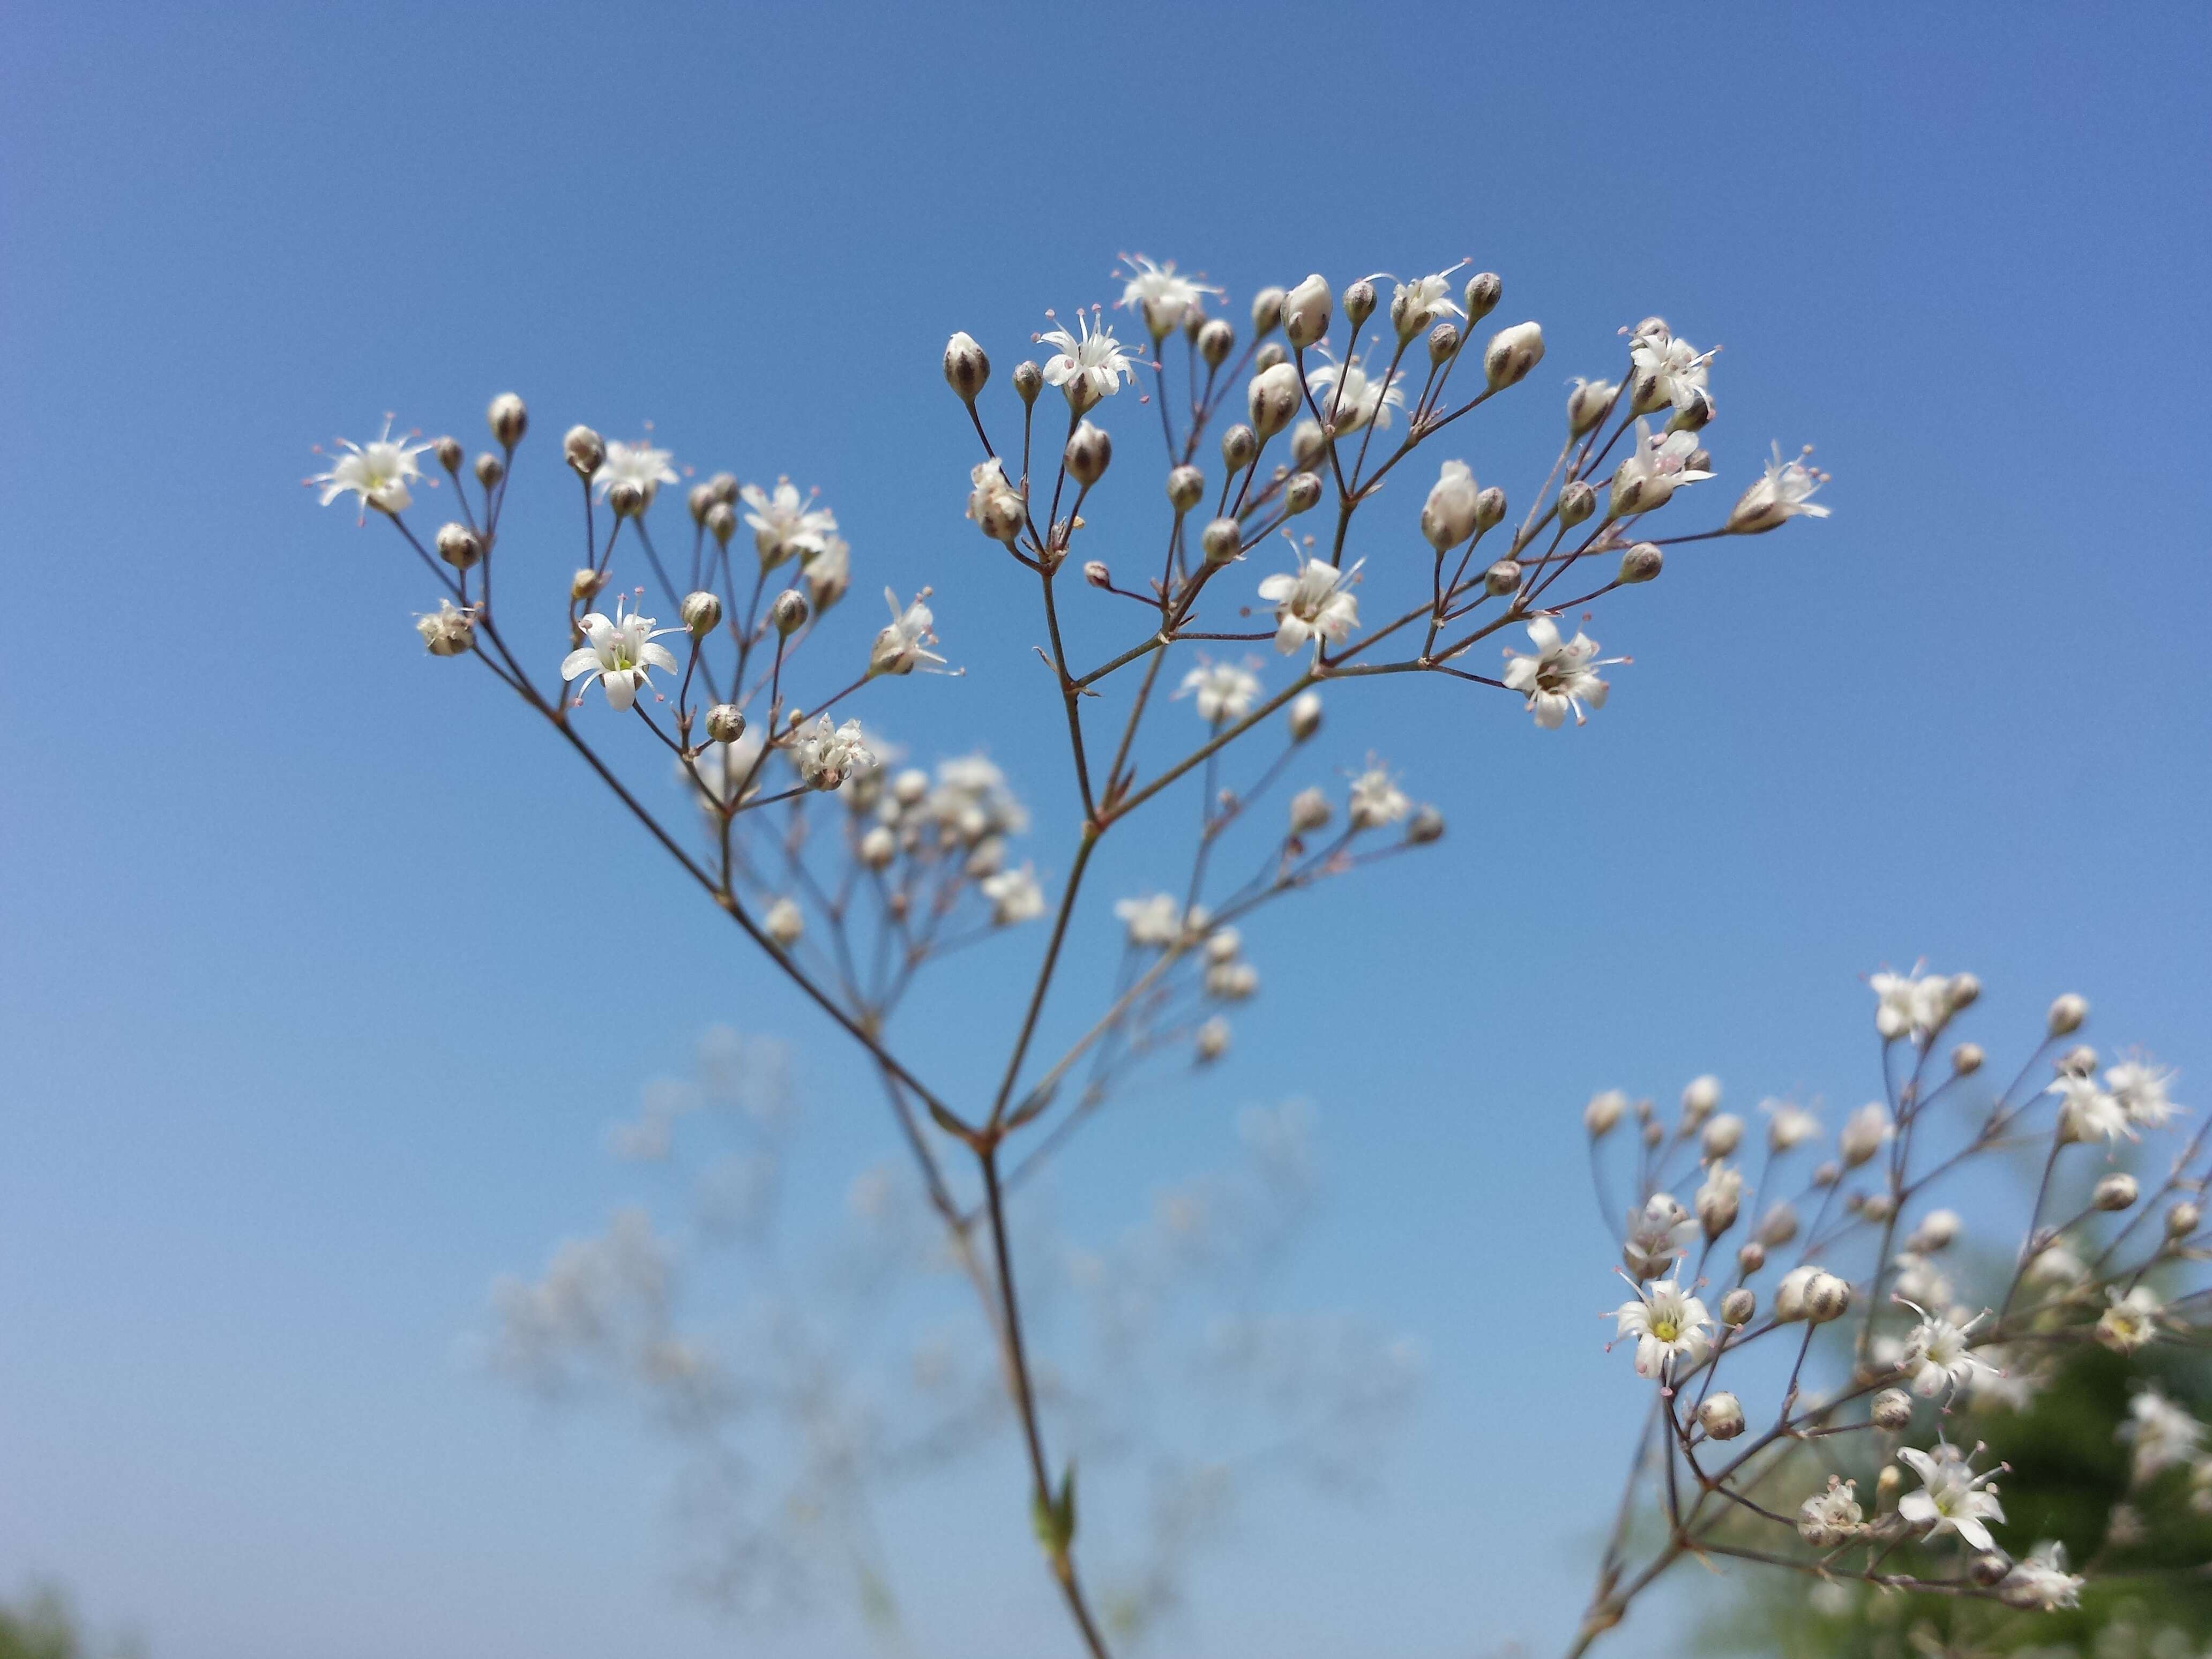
[5, 4, 2209, 1655]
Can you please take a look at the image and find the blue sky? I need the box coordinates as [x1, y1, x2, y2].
[4, 3, 2210, 1655]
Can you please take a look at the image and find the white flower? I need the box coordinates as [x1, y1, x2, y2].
[2097, 1284, 2164, 1353]
[1871, 970, 1952, 1042]
[311, 419, 432, 518]
[2050, 1072, 2134, 1147]
[763, 896, 803, 948]
[740, 477, 838, 570]
[1623, 1193, 1698, 1279]
[1797, 1477, 1864, 1547]
[1421, 459, 1481, 550]
[1609, 420, 1712, 517]
[415, 599, 475, 656]
[1179, 658, 1261, 723]
[928, 754, 1029, 845]
[806, 535, 851, 609]
[2106, 1054, 2182, 1129]
[870, 588, 946, 677]
[1728, 442, 1831, 534]
[1116, 253, 1222, 336]
[1205, 959, 1259, 1001]
[1115, 893, 1190, 949]
[1630, 328, 1716, 415]
[1389, 268, 1465, 339]
[1348, 766, 1410, 830]
[1306, 346, 1404, 434]
[561, 595, 682, 711]
[1038, 308, 1140, 408]
[790, 716, 874, 791]
[1502, 616, 1619, 729]
[1613, 1277, 1713, 1379]
[594, 439, 679, 506]
[1257, 557, 1361, 655]
[981, 864, 1046, 926]
[2120, 1387, 2203, 1484]
[1763, 1098, 1822, 1152]
[2000, 1541, 2083, 1611]
[1897, 1301, 1997, 1399]
[1896, 1441, 2006, 1553]
[965, 457, 1027, 543]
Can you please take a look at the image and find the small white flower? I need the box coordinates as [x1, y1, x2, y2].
[1870, 970, 1952, 1042]
[1613, 1277, 1713, 1379]
[1389, 267, 1466, 339]
[1038, 307, 1141, 408]
[1257, 557, 1361, 655]
[1623, 1192, 1698, 1279]
[763, 896, 804, 948]
[928, 754, 1030, 845]
[2106, 1054, 2182, 1129]
[1896, 1441, 2006, 1553]
[1116, 253, 1222, 336]
[965, 457, 1027, 543]
[2120, 1387, 2203, 1485]
[1502, 616, 1619, 729]
[1728, 442, 1831, 534]
[1115, 892, 1193, 950]
[1999, 1541, 2083, 1611]
[1205, 959, 1259, 1001]
[1897, 1300, 1997, 1399]
[2097, 1284, 2164, 1353]
[415, 599, 475, 656]
[980, 864, 1045, 926]
[1348, 765, 1410, 831]
[594, 439, 679, 506]
[1763, 1098, 1822, 1152]
[805, 535, 851, 609]
[1179, 658, 1262, 723]
[1797, 1476, 1864, 1547]
[2049, 1072, 2135, 1147]
[1306, 345, 1405, 434]
[311, 418, 432, 518]
[561, 595, 682, 711]
[1609, 420, 1712, 517]
[790, 715, 874, 791]
[741, 477, 838, 570]
[1630, 328, 1716, 415]
[870, 588, 946, 677]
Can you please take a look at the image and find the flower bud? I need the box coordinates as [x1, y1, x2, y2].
[1698, 1182, 1739, 1238]
[1422, 461, 1481, 551]
[2168, 1200, 2201, 1238]
[1343, 278, 1377, 331]
[2058, 1043, 2098, 1078]
[681, 591, 722, 636]
[1667, 389, 1714, 432]
[1200, 517, 1243, 564]
[764, 896, 804, 948]
[432, 435, 464, 473]
[1283, 273, 1332, 349]
[1858, 1192, 1895, 1223]
[1195, 1016, 1232, 1063]
[1475, 487, 1507, 531]
[1247, 362, 1303, 439]
[1290, 419, 1327, 469]
[487, 392, 528, 447]
[1167, 465, 1206, 512]
[1064, 421, 1113, 486]
[1220, 422, 1259, 470]
[1288, 690, 1324, 742]
[1179, 317, 1229, 370]
[1702, 1113, 1744, 1159]
[1462, 272, 1501, 324]
[1947, 973, 1981, 1012]
[1483, 321, 1544, 388]
[1734, 1243, 1765, 1276]
[1773, 1265, 1816, 1321]
[1567, 378, 1618, 436]
[2048, 993, 2088, 1037]
[1286, 472, 1323, 514]
[1952, 1042, 1984, 1075]
[1426, 322, 1460, 365]
[686, 482, 716, 525]
[1877, 1464, 1902, 1506]
[474, 453, 504, 489]
[1720, 1287, 1757, 1327]
[1698, 1393, 1745, 1441]
[1804, 1271, 1851, 1324]
[1812, 1160, 1842, 1188]
[1557, 480, 1596, 528]
[1871, 1388, 1914, 1431]
[1408, 804, 1445, 845]
[1908, 1209, 1962, 1251]
[705, 704, 746, 744]
[757, 589, 805, 637]
[858, 825, 896, 869]
[1289, 785, 1332, 835]
[1250, 287, 1286, 337]
[1970, 1552, 2012, 1588]
[1583, 1090, 1626, 1138]
[943, 331, 990, 402]
[707, 472, 739, 506]
[1757, 1202, 1800, 1247]
[1619, 542, 1664, 584]
[1483, 558, 1522, 596]
[1082, 559, 1110, 588]
[1254, 340, 1287, 372]
[608, 480, 645, 519]
[563, 425, 604, 478]
[436, 522, 482, 570]
[1683, 1074, 1722, 1121]
[2094, 1173, 2140, 1212]
[571, 567, 603, 601]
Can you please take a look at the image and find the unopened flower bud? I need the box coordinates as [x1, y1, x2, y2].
[1812, 1160, 1842, 1188]
[858, 825, 896, 869]
[552, 430, 601, 485]
[474, 453, 504, 489]
[1064, 421, 1113, 487]
[1583, 1090, 1626, 1138]
[1859, 1192, 1894, 1223]
[1475, 486, 1507, 530]
[1970, 1552, 2012, 1588]
[1196, 317, 1235, 367]
[2058, 1043, 2098, 1078]
[487, 392, 527, 447]
[1408, 804, 1445, 845]
[2094, 1173, 2139, 1212]
[1683, 1074, 1722, 1122]
[436, 522, 482, 570]
[1758, 1202, 1800, 1248]
[1773, 1265, 1816, 1321]
[570, 567, 603, 601]
[705, 704, 746, 744]
[1013, 360, 1043, 404]
[764, 897, 804, 948]
[1557, 480, 1596, 527]
[943, 331, 990, 401]
[1342, 278, 1377, 331]
[1289, 785, 1332, 835]
[1195, 1017, 1231, 1063]
[1247, 362, 1302, 438]
[1082, 559, 1110, 588]
[1422, 461, 1481, 551]
[684, 482, 714, 525]
[1702, 1113, 1744, 1159]
[1666, 389, 1713, 432]
[1200, 517, 1242, 565]
[1734, 1243, 1765, 1276]
[2048, 993, 2088, 1037]
[1483, 559, 1521, 596]
[2167, 1201, 2201, 1238]
[1952, 1042, 1984, 1075]
[1286, 472, 1323, 514]
[1567, 378, 1618, 436]
[1619, 542, 1664, 584]
[1283, 273, 1332, 349]
[1871, 1388, 1914, 1431]
[706, 472, 739, 507]
[1290, 419, 1327, 469]
[1254, 340, 1287, 373]
[1250, 286, 1286, 337]
[1288, 690, 1324, 742]
[1220, 422, 1259, 470]
[1167, 465, 1206, 512]
[1426, 322, 1460, 365]
[1699, 1393, 1745, 1441]
[1641, 1120, 1664, 1149]
[766, 588, 809, 636]
[1462, 272, 1501, 324]
[681, 591, 722, 636]
[607, 480, 645, 519]
[1720, 1287, 1757, 1327]
[432, 435, 464, 473]
[1876, 1464, 1902, 1506]
[1947, 973, 1981, 1012]
[1483, 321, 1545, 388]
[1804, 1271, 1851, 1324]
[1909, 1209, 1962, 1251]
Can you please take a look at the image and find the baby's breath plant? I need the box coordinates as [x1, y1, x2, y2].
[312, 252, 1853, 1654]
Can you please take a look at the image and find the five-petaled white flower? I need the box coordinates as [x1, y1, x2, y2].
[1613, 1277, 1713, 1379]
[1503, 616, 1620, 729]
[2050, 1072, 2135, 1147]
[1348, 765, 1410, 831]
[1116, 254, 1223, 336]
[1610, 420, 1713, 516]
[561, 595, 682, 711]
[790, 715, 874, 791]
[1763, 1098, 1822, 1152]
[1391, 268, 1466, 338]
[1038, 308, 1141, 408]
[1179, 658, 1261, 724]
[1871, 970, 1952, 1042]
[741, 477, 838, 570]
[2107, 1054, 2183, 1129]
[2098, 1284, 2164, 1352]
[1306, 346, 1406, 434]
[1898, 1300, 1998, 1398]
[594, 439, 679, 506]
[2120, 1387, 2203, 1485]
[1630, 327, 1716, 415]
[1728, 442, 1831, 534]
[870, 588, 946, 677]
[1258, 557, 1362, 655]
[2000, 1541, 2084, 1611]
[981, 864, 1046, 926]
[1897, 1441, 2006, 1552]
[311, 419, 433, 519]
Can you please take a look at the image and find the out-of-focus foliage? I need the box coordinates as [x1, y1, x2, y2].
[0, 1585, 137, 1659]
